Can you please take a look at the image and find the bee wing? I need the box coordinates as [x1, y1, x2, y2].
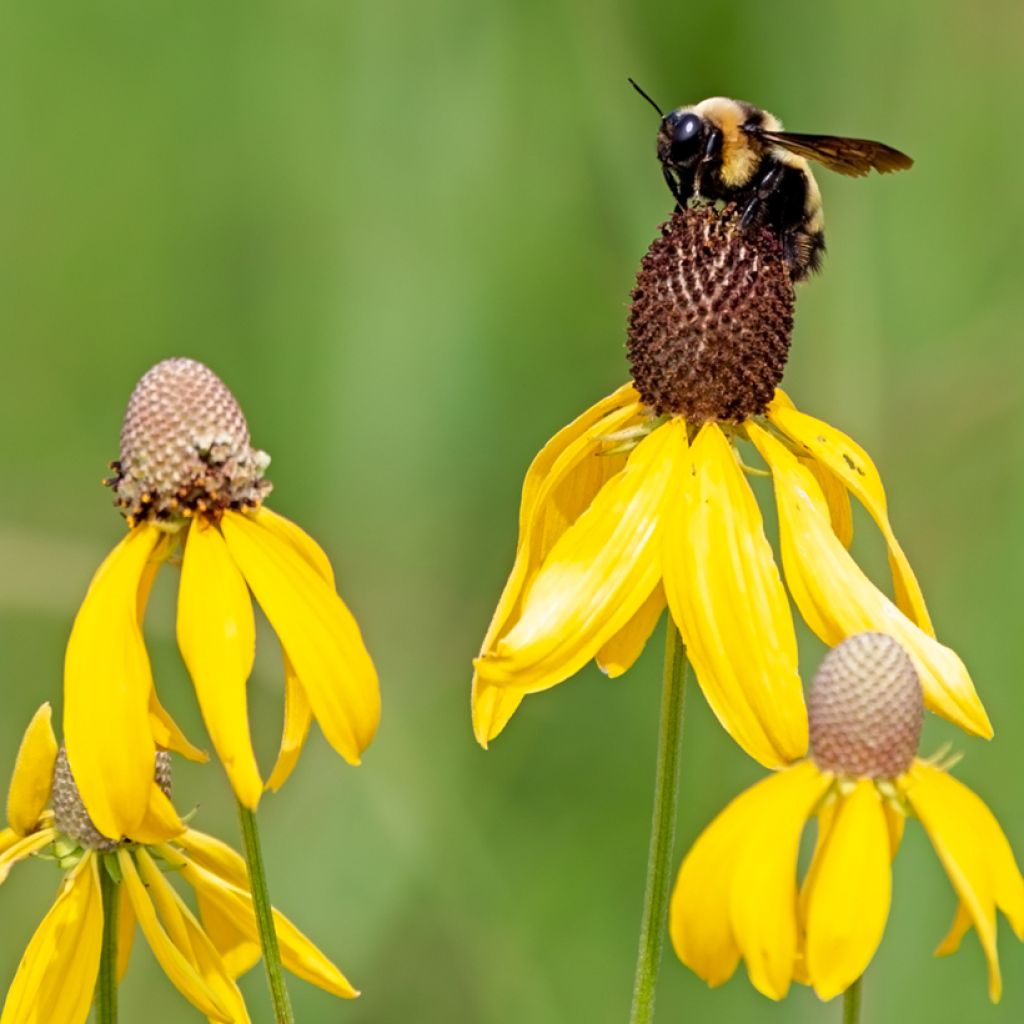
[756, 130, 913, 177]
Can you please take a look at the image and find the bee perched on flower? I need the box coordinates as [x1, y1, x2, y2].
[64, 357, 380, 840]
[671, 633, 1024, 1003]
[472, 203, 990, 767]
[0, 705, 356, 1023]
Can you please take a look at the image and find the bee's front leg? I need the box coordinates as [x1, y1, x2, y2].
[739, 162, 784, 231]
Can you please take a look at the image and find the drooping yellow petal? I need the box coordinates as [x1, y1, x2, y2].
[117, 848, 232, 1021]
[254, 506, 336, 585]
[129, 781, 186, 845]
[663, 424, 807, 768]
[472, 385, 643, 745]
[172, 852, 359, 998]
[935, 902, 974, 958]
[64, 525, 161, 838]
[805, 781, 892, 1000]
[748, 424, 992, 739]
[177, 519, 262, 808]
[883, 800, 906, 857]
[596, 584, 666, 678]
[6, 704, 58, 836]
[0, 828, 58, 886]
[221, 511, 380, 766]
[149, 689, 207, 763]
[728, 761, 831, 1000]
[902, 760, 1024, 1001]
[0, 854, 102, 1024]
[476, 420, 681, 695]
[0, 829, 17, 857]
[135, 848, 252, 1023]
[768, 399, 933, 634]
[801, 457, 853, 548]
[117, 883, 136, 982]
[177, 829, 251, 889]
[266, 657, 315, 792]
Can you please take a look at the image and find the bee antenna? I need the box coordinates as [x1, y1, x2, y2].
[627, 78, 664, 117]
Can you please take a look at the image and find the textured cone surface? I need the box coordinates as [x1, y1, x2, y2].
[110, 357, 272, 524]
[809, 633, 923, 778]
[627, 204, 794, 422]
[53, 747, 173, 850]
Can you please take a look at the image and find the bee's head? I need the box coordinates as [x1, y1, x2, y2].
[657, 109, 707, 170]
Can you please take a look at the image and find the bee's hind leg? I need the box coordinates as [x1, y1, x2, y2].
[739, 162, 785, 231]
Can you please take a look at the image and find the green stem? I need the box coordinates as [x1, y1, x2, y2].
[628, 618, 689, 1024]
[97, 863, 119, 1024]
[238, 803, 296, 1024]
[843, 978, 862, 1024]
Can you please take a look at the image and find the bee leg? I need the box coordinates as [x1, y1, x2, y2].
[662, 166, 686, 207]
[739, 162, 785, 231]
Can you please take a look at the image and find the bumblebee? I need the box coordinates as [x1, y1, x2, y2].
[632, 85, 913, 280]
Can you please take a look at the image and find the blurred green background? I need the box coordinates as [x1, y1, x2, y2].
[1, 0, 1022, 1021]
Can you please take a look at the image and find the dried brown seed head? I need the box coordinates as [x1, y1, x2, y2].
[108, 358, 272, 526]
[809, 633, 923, 779]
[627, 203, 794, 423]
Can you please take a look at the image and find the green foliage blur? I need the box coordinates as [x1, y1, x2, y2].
[1, 1, 1023, 1021]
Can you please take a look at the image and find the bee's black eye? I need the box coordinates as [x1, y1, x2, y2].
[668, 113, 703, 162]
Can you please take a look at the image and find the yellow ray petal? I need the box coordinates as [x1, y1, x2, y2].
[221, 511, 381, 765]
[663, 424, 807, 768]
[883, 800, 906, 858]
[768, 399, 933, 633]
[476, 420, 680, 694]
[0, 828, 58, 886]
[670, 771, 782, 987]
[903, 760, 1024, 1001]
[0, 854, 102, 1024]
[596, 583, 666, 678]
[117, 848, 233, 1021]
[173, 853, 359, 998]
[935, 902, 974, 958]
[129, 781, 186, 845]
[135, 848, 252, 1023]
[728, 761, 831, 1000]
[254, 506, 336, 585]
[801, 457, 853, 548]
[805, 781, 892, 1000]
[177, 519, 262, 808]
[64, 525, 161, 838]
[266, 657, 315, 792]
[0, 829, 17, 857]
[472, 385, 643, 745]
[177, 829, 251, 889]
[6, 704, 58, 836]
[149, 689, 208, 763]
[117, 883, 136, 982]
[748, 424, 992, 739]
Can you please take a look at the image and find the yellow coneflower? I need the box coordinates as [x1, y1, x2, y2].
[472, 205, 990, 766]
[0, 705, 356, 1023]
[670, 633, 1024, 1003]
[64, 357, 380, 839]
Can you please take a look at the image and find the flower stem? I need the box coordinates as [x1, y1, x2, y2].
[628, 618, 688, 1024]
[843, 978, 862, 1024]
[238, 802, 296, 1024]
[97, 864, 119, 1024]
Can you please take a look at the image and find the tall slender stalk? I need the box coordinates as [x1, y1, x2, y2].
[843, 978, 862, 1024]
[237, 803, 296, 1024]
[96, 863, 119, 1024]
[628, 618, 689, 1024]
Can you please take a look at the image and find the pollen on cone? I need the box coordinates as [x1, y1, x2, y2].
[809, 632, 924, 778]
[109, 357, 272, 524]
[627, 203, 794, 422]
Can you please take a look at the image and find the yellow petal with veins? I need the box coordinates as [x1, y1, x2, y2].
[749, 424, 992, 739]
[6, 704, 57, 836]
[476, 420, 679, 694]
[596, 584, 666, 678]
[472, 385, 643, 745]
[768, 399, 933, 634]
[177, 519, 262, 808]
[221, 511, 380, 765]
[902, 760, 1024, 1001]
[664, 424, 807, 767]
[64, 526, 161, 839]
[0, 854, 102, 1024]
[266, 656, 315, 792]
[805, 781, 892, 1000]
[728, 761, 831, 999]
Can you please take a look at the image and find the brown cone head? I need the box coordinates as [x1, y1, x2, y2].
[627, 203, 794, 422]
[809, 633, 924, 778]
[108, 357, 272, 525]
[53, 747, 173, 850]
